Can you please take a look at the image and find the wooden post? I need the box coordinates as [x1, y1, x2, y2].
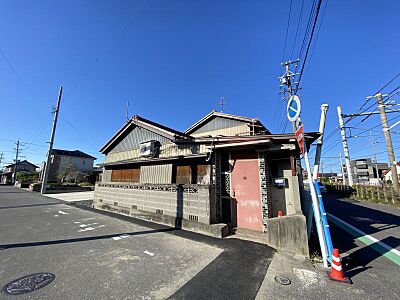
[377, 187, 380, 201]
[391, 186, 396, 204]
[383, 185, 388, 202]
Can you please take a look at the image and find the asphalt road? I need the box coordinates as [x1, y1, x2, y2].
[324, 193, 400, 299]
[0, 186, 273, 300]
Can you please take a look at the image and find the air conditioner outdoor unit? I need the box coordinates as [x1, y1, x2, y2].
[140, 141, 156, 157]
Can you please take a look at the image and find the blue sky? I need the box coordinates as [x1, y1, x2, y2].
[0, 0, 399, 172]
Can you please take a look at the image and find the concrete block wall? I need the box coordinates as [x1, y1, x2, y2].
[94, 182, 211, 224]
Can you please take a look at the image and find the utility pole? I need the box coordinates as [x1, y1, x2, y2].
[279, 60, 300, 133]
[41, 86, 63, 194]
[376, 93, 399, 193]
[321, 162, 324, 178]
[369, 131, 379, 179]
[126, 101, 129, 122]
[219, 97, 225, 112]
[13, 140, 20, 185]
[337, 106, 354, 186]
[339, 153, 345, 184]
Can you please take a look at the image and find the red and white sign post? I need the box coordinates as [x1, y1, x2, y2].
[295, 124, 305, 156]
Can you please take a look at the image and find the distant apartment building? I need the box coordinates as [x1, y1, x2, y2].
[39, 149, 96, 182]
[343, 158, 388, 184]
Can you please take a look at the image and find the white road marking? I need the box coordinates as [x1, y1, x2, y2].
[111, 234, 129, 241]
[74, 221, 81, 224]
[54, 215, 59, 217]
[144, 250, 155, 256]
[79, 224, 87, 228]
[58, 210, 68, 215]
[78, 227, 95, 232]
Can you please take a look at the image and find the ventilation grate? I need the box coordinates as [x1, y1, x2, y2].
[189, 214, 198, 222]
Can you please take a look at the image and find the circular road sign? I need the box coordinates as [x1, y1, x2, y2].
[286, 95, 301, 122]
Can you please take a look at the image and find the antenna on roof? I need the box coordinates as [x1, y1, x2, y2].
[219, 97, 225, 112]
[126, 101, 130, 122]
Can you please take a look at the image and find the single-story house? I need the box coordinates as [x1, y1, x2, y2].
[94, 111, 318, 255]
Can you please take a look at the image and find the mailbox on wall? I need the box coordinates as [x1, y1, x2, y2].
[272, 177, 288, 188]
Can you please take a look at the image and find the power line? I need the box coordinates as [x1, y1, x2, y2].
[301, 0, 328, 82]
[290, 0, 305, 59]
[296, 0, 323, 89]
[315, 72, 400, 154]
[282, 0, 293, 61]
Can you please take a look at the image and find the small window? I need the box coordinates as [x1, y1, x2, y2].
[83, 160, 86, 165]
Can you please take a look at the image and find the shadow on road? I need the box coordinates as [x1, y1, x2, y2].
[343, 236, 400, 277]
[324, 193, 399, 242]
[0, 228, 176, 250]
[0, 202, 63, 210]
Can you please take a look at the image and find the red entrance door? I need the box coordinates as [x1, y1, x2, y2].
[230, 151, 263, 231]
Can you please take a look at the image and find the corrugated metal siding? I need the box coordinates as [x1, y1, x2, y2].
[105, 143, 209, 164]
[192, 117, 248, 134]
[109, 126, 171, 153]
[140, 164, 172, 184]
[191, 124, 250, 137]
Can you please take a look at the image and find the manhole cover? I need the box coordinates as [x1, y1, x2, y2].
[2, 273, 55, 295]
[275, 275, 291, 285]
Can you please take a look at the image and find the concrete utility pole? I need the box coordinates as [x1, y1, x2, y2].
[12, 140, 20, 185]
[369, 131, 379, 179]
[377, 93, 399, 193]
[280, 60, 300, 133]
[41, 86, 63, 194]
[337, 106, 354, 186]
[339, 153, 345, 184]
[313, 104, 329, 180]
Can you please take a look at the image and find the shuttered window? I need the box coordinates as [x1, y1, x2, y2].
[111, 167, 140, 183]
[176, 166, 192, 184]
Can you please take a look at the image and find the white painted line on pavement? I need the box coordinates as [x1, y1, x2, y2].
[54, 215, 59, 217]
[112, 234, 129, 241]
[78, 227, 95, 232]
[144, 250, 155, 256]
[327, 213, 400, 266]
[58, 210, 68, 215]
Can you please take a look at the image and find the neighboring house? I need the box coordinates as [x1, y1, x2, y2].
[40, 149, 96, 182]
[343, 158, 388, 184]
[94, 111, 318, 255]
[0, 160, 38, 184]
[382, 163, 400, 183]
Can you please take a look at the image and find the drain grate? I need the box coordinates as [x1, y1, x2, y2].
[2, 273, 55, 295]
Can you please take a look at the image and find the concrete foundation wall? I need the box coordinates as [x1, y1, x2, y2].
[265, 214, 309, 257]
[94, 182, 212, 224]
